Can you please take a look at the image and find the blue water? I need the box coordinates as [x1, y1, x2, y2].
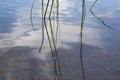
[0, 0, 120, 80]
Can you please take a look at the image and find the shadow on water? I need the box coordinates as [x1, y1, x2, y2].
[80, 0, 86, 80]
[0, 47, 51, 80]
[89, 0, 114, 29]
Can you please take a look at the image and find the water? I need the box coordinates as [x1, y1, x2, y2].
[0, 0, 120, 80]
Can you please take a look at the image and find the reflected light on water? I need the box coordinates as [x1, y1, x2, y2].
[0, 0, 120, 80]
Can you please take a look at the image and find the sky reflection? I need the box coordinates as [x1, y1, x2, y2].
[0, 0, 120, 80]
[0, 0, 120, 48]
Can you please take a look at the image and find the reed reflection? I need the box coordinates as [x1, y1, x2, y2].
[40, 0, 63, 80]
[89, 0, 114, 29]
[80, 0, 86, 80]
[39, 0, 45, 53]
[30, 0, 35, 30]
[55, 0, 60, 45]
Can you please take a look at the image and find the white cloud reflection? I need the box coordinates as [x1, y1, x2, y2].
[1, 0, 119, 56]
[0, 0, 107, 49]
[1, 0, 119, 61]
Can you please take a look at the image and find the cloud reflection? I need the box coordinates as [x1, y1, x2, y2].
[1, 0, 118, 49]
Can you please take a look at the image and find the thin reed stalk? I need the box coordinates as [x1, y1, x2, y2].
[49, 18, 63, 80]
[30, 0, 35, 30]
[80, 0, 86, 80]
[49, 0, 55, 18]
[55, 0, 59, 45]
[89, 0, 114, 29]
[44, 0, 50, 19]
[39, 0, 45, 53]
[31, 0, 63, 80]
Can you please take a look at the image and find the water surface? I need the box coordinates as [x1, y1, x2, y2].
[0, 0, 120, 80]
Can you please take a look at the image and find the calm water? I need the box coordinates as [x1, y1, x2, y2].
[0, 0, 120, 80]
